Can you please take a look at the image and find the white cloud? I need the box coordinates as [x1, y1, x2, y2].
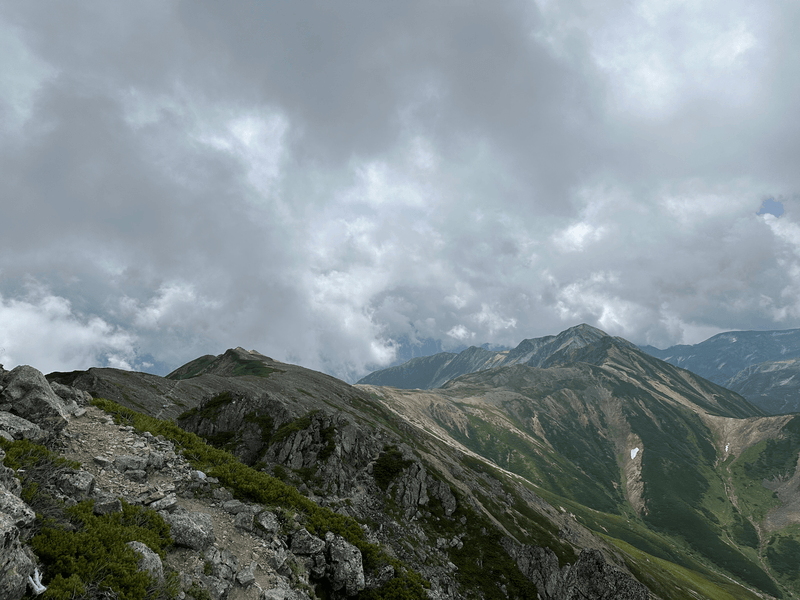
[447, 325, 474, 341]
[0, 285, 136, 374]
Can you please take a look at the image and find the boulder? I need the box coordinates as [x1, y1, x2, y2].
[1, 366, 69, 432]
[49, 381, 92, 406]
[235, 511, 254, 532]
[255, 510, 280, 537]
[198, 574, 232, 600]
[114, 455, 148, 472]
[149, 493, 178, 512]
[93, 496, 123, 515]
[57, 471, 95, 498]
[0, 512, 36, 600]
[236, 562, 257, 587]
[162, 511, 215, 550]
[290, 528, 325, 555]
[326, 534, 365, 596]
[0, 486, 35, 529]
[0, 412, 47, 442]
[127, 541, 164, 584]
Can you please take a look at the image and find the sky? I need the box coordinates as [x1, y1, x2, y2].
[1, 1, 799, 382]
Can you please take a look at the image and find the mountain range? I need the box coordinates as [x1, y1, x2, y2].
[641, 329, 800, 414]
[7, 324, 793, 599]
[359, 325, 800, 415]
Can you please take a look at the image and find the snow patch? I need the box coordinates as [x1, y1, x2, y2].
[779, 375, 795, 386]
[631, 448, 640, 460]
[725, 444, 729, 453]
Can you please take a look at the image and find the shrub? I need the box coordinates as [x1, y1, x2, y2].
[373, 446, 411, 491]
[30, 499, 174, 600]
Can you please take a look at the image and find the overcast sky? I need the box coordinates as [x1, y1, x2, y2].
[1, 1, 799, 381]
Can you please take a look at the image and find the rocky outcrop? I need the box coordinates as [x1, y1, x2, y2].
[0, 512, 36, 600]
[325, 532, 365, 596]
[1, 365, 69, 432]
[0, 412, 46, 443]
[0, 440, 36, 600]
[504, 542, 649, 600]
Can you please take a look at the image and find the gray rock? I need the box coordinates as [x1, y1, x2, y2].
[264, 547, 289, 572]
[125, 469, 148, 482]
[0, 486, 35, 529]
[428, 480, 457, 517]
[0, 512, 36, 600]
[1, 366, 69, 432]
[127, 541, 164, 584]
[260, 579, 311, 600]
[507, 542, 649, 600]
[199, 574, 232, 600]
[93, 496, 123, 515]
[291, 528, 325, 555]
[212, 487, 234, 502]
[394, 462, 428, 516]
[147, 451, 166, 470]
[57, 471, 95, 498]
[223, 499, 247, 514]
[149, 493, 178, 512]
[236, 562, 257, 587]
[93, 456, 112, 468]
[255, 510, 280, 536]
[0, 412, 46, 442]
[163, 511, 215, 550]
[115, 454, 148, 472]
[0, 450, 22, 497]
[235, 511, 254, 532]
[205, 546, 239, 581]
[326, 534, 365, 596]
[49, 381, 92, 406]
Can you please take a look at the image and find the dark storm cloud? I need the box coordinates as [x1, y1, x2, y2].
[1, 1, 799, 379]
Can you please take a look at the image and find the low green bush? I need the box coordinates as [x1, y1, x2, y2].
[373, 445, 411, 491]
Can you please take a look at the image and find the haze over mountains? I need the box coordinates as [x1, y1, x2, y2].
[359, 324, 800, 415]
[29, 323, 800, 598]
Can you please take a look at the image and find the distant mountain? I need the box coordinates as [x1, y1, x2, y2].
[640, 328, 800, 414]
[357, 323, 635, 389]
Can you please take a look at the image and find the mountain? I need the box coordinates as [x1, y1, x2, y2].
[357, 324, 635, 389]
[31, 326, 800, 599]
[640, 328, 800, 414]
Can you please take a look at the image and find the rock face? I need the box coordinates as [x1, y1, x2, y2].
[326, 533, 365, 596]
[505, 542, 649, 600]
[0, 512, 36, 600]
[1, 365, 69, 432]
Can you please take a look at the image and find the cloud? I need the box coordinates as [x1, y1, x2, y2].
[0, 284, 136, 374]
[0, 1, 799, 381]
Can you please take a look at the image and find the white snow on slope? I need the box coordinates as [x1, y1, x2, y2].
[631, 448, 640, 460]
